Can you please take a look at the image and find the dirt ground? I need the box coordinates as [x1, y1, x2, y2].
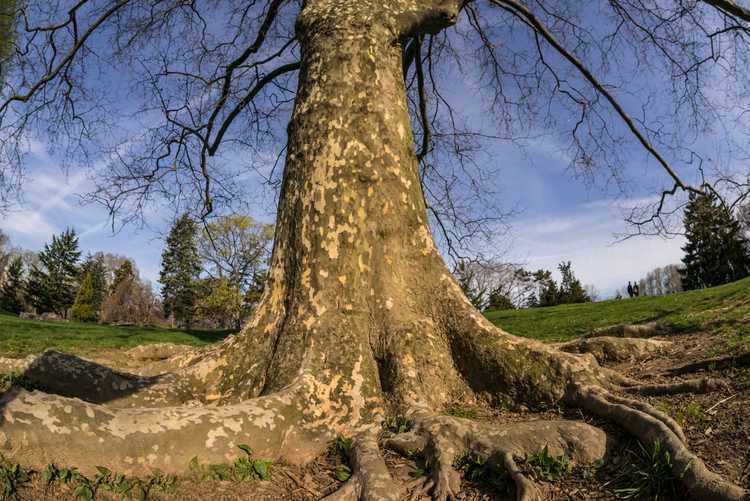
[6, 327, 750, 501]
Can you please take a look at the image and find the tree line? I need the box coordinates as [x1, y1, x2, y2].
[0, 214, 272, 329]
[454, 259, 593, 311]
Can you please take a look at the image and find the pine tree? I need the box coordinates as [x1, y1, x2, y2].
[557, 261, 590, 304]
[80, 254, 108, 317]
[110, 259, 134, 294]
[681, 192, 750, 290]
[0, 255, 24, 314]
[160, 214, 201, 327]
[25, 229, 82, 317]
[70, 272, 97, 322]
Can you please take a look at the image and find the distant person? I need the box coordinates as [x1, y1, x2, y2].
[633, 282, 640, 297]
[627, 281, 634, 298]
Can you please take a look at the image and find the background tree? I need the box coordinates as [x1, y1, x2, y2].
[681, 192, 750, 290]
[198, 215, 273, 292]
[80, 254, 108, 317]
[0, 254, 23, 314]
[195, 277, 245, 329]
[69, 272, 97, 322]
[557, 261, 590, 305]
[25, 229, 81, 317]
[1, 2, 749, 499]
[109, 259, 134, 295]
[160, 214, 200, 327]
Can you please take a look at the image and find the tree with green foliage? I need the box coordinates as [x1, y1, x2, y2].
[530, 269, 559, 307]
[25, 229, 81, 317]
[160, 214, 201, 327]
[0, 254, 23, 314]
[557, 261, 590, 304]
[80, 254, 108, 316]
[196, 278, 245, 329]
[681, 192, 750, 290]
[110, 259, 134, 294]
[70, 272, 97, 322]
[453, 260, 488, 310]
[198, 215, 273, 292]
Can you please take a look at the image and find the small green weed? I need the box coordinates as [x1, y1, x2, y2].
[383, 416, 411, 434]
[678, 403, 705, 425]
[189, 444, 272, 482]
[526, 445, 571, 481]
[444, 405, 479, 419]
[42, 463, 177, 500]
[327, 435, 353, 458]
[334, 465, 352, 482]
[612, 440, 683, 499]
[453, 453, 509, 491]
[0, 455, 31, 500]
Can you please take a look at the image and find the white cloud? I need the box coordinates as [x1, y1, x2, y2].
[508, 198, 685, 296]
[1, 208, 58, 238]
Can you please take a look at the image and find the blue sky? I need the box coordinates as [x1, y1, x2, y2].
[1, 132, 685, 298]
[3, 3, 715, 299]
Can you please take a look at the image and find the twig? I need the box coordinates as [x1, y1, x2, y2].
[705, 394, 736, 416]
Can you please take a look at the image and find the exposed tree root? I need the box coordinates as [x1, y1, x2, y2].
[384, 407, 607, 501]
[666, 351, 750, 376]
[620, 377, 727, 396]
[585, 322, 665, 339]
[567, 383, 746, 501]
[558, 336, 671, 363]
[324, 431, 401, 501]
[502, 451, 541, 501]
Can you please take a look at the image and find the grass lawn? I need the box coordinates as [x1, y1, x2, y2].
[0, 314, 234, 358]
[485, 276, 750, 343]
[1, 277, 748, 358]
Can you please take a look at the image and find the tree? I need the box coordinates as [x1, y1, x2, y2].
[109, 259, 134, 295]
[195, 278, 246, 329]
[25, 229, 81, 317]
[198, 215, 274, 292]
[0, 254, 23, 314]
[681, 192, 750, 290]
[557, 261, 590, 305]
[160, 214, 201, 327]
[80, 254, 108, 317]
[1, 2, 748, 499]
[453, 260, 489, 310]
[69, 272, 97, 322]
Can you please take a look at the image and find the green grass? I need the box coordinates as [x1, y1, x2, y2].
[0, 314, 234, 358]
[1, 276, 748, 358]
[484, 277, 750, 343]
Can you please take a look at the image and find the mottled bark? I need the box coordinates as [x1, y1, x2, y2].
[0, 2, 746, 498]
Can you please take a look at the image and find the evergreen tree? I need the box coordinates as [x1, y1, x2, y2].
[0, 255, 24, 314]
[70, 272, 97, 322]
[159, 214, 201, 327]
[557, 261, 590, 304]
[80, 254, 108, 316]
[25, 229, 81, 316]
[531, 269, 559, 307]
[110, 259, 135, 294]
[681, 192, 750, 290]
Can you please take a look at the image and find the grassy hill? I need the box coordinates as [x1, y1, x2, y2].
[0, 277, 748, 358]
[0, 314, 233, 358]
[485, 276, 750, 346]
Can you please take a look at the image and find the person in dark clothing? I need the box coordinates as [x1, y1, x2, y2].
[627, 281, 634, 298]
[633, 282, 640, 297]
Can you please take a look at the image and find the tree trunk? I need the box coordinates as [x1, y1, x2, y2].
[0, 2, 745, 499]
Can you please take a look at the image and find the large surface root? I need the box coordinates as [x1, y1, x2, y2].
[324, 431, 402, 501]
[666, 351, 750, 376]
[620, 377, 727, 396]
[383, 408, 608, 501]
[585, 322, 664, 339]
[567, 383, 746, 501]
[0, 379, 335, 475]
[558, 336, 671, 364]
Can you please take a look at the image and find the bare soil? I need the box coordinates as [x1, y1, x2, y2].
[7, 328, 750, 501]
